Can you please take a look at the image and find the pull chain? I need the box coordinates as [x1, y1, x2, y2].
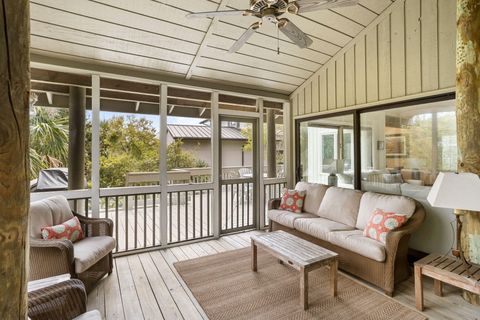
[277, 26, 280, 55]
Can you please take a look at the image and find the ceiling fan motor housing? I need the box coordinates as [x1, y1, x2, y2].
[250, 0, 289, 12]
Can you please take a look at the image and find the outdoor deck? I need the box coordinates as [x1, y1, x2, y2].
[87, 230, 479, 320]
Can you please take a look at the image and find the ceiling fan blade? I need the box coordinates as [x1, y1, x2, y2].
[228, 22, 261, 53]
[186, 10, 254, 19]
[295, 0, 359, 13]
[277, 18, 313, 49]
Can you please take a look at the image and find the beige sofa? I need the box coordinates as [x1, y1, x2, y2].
[268, 182, 425, 296]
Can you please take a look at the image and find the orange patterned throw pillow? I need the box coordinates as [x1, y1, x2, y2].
[279, 188, 306, 213]
[41, 216, 84, 243]
[363, 209, 408, 244]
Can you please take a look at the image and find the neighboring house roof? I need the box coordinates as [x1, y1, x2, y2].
[167, 124, 246, 140]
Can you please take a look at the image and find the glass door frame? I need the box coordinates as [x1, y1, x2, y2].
[218, 115, 259, 234]
[294, 93, 456, 190]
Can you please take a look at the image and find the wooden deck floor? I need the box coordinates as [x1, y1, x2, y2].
[87, 231, 480, 320]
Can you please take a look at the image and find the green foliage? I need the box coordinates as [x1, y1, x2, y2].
[29, 107, 69, 178]
[166, 139, 208, 170]
[92, 116, 160, 188]
[30, 109, 209, 187]
[87, 115, 207, 187]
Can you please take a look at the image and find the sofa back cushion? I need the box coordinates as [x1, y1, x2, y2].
[295, 182, 330, 214]
[30, 196, 74, 239]
[317, 187, 363, 227]
[356, 192, 416, 230]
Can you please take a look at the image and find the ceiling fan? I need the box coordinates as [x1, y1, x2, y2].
[186, 0, 359, 53]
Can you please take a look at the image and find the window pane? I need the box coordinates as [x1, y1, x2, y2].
[263, 105, 285, 178]
[29, 103, 91, 191]
[299, 114, 355, 189]
[360, 100, 457, 194]
[99, 111, 160, 188]
[166, 88, 212, 185]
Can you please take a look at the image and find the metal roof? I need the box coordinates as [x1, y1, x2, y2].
[167, 125, 246, 140]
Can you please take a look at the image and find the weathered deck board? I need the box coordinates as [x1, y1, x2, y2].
[88, 231, 480, 320]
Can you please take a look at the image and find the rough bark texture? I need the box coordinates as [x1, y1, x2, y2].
[0, 0, 31, 318]
[456, 0, 480, 305]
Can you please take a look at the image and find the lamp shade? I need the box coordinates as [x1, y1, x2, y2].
[427, 172, 480, 211]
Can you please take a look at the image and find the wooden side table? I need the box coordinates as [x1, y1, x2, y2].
[414, 253, 480, 311]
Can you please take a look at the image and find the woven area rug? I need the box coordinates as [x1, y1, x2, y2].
[174, 248, 426, 320]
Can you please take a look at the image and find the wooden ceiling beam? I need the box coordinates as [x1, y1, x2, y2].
[31, 68, 284, 110]
[185, 0, 229, 80]
[31, 68, 91, 87]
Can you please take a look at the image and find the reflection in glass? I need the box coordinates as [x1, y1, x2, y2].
[299, 114, 355, 189]
[360, 100, 457, 194]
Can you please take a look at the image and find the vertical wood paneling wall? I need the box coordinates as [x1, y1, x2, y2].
[291, 0, 456, 117]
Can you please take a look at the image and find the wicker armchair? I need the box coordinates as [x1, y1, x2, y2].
[28, 278, 101, 320]
[29, 196, 115, 292]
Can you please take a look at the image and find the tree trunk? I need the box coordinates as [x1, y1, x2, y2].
[0, 0, 31, 318]
[456, 0, 480, 305]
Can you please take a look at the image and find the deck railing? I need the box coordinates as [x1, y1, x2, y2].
[30, 175, 287, 254]
[263, 178, 287, 226]
[220, 179, 254, 233]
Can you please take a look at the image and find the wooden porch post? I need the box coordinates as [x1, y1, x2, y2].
[456, 0, 480, 305]
[266, 108, 276, 178]
[0, 0, 31, 317]
[68, 86, 86, 190]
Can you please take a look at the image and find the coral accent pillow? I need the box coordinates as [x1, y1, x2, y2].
[363, 209, 408, 244]
[41, 216, 84, 243]
[279, 188, 306, 213]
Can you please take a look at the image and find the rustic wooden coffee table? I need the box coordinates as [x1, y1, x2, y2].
[251, 230, 339, 310]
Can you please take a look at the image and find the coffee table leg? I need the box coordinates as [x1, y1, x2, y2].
[300, 268, 308, 310]
[251, 239, 257, 272]
[331, 259, 338, 297]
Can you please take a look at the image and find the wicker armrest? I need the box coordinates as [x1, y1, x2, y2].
[28, 278, 87, 320]
[268, 198, 282, 210]
[385, 203, 426, 255]
[74, 212, 113, 237]
[29, 238, 75, 280]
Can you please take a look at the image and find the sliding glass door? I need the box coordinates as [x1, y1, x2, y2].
[298, 114, 355, 189]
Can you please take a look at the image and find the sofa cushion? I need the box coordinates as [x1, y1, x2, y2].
[317, 187, 363, 227]
[328, 230, 386, 262]
[356, 192, 416, 230]
[268, 209, 317, 229]
[294, 217, 354, 241]
[364, 209, 408, 244]
[73, 236, 116, 273]
[30, 196, 74, 239]
[295, 182, 330, 214]
[279, 188, 306, 213]
[41, 216, 84, 243]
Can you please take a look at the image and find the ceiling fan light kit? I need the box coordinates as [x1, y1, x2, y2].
[187, 0, 359, 53]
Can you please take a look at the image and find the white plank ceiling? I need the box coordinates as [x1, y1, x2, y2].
[30, 0, 395, 95]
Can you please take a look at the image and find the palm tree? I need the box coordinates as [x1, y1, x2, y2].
[29, 106, 69, 178]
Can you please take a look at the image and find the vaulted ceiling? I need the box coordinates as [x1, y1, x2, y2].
[30, 0, 396, 96]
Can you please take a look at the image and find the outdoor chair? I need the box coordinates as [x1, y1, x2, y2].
[29, 195, 115, 292]
[28, 277, 101, 320]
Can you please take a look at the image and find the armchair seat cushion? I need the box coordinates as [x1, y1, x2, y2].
[268, 210, 317, 229]
[73, 236, 115, 273]
[328, 230, 386, 262]
[73, 310, 102, 320]
[294, 217, 354, 241]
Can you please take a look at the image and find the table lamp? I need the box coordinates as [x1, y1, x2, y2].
[427, 172, 480, 274]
